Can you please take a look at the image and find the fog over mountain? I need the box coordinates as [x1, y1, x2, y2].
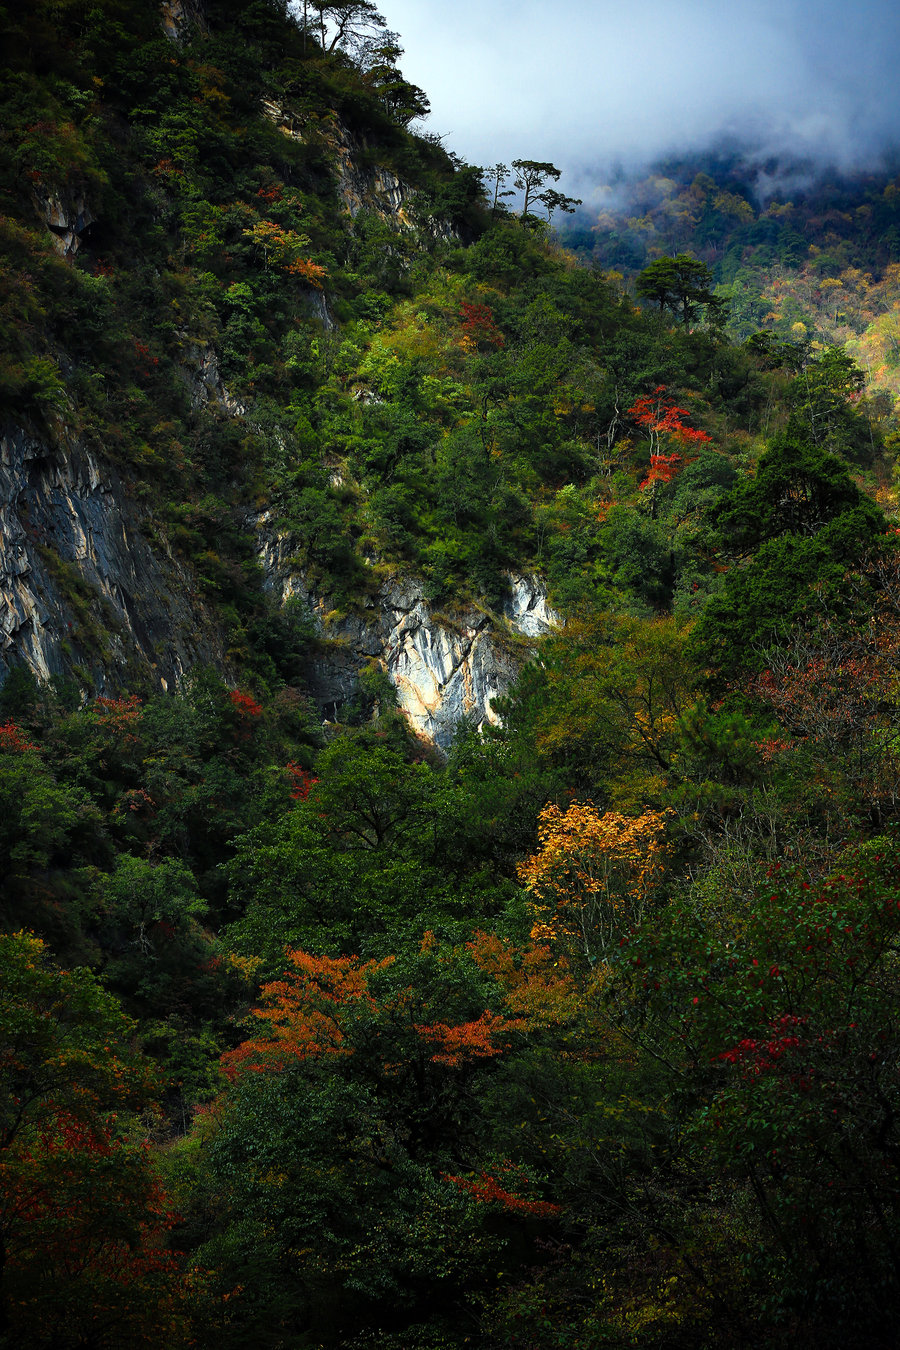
[384, 0, 900, 199]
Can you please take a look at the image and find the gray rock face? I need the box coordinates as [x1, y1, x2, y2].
[260, 100, 416, 226]
[0, 423, 228, 691]
[301, 287, 336, 333]
[178, 341, 246, 415]
[255, 516, 559, 749]
[503, 573, 561, 638]
[34, 189, 95, 259]
[0, 428, 558, 744]
[0, 74, 508, 724]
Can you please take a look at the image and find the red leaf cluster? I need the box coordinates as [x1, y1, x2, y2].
[228, 689, 263, 719]
[719, 1013, 807, 1074]
[628, 387, 712, 491]
[132, 339, 160, 379]
[640, 452, 683, 489]
[459, 302, 505, 350]
[445, 1164, 561, 1217]
[0, 720, 38, 754]
[93, 694, 143, 744]
[286, 761, 318, 800]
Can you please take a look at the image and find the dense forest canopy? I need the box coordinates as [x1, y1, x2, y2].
[561, 154, 900, 419]
[2, 1, 900, 1346]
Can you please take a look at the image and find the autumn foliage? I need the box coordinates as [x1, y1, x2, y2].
[241, 219, 327, 287]
[445, 1163, 561, 1217]
[285, 761, 318, 800]
[466, 931, 580, 1028]
[628, 386, 712, 492]
[0, 721, 38, 754]
[221, 945, 525, 1081]
[745, 560, 900, 815]
[413, 1009, 524, 1066]
[518, 802, 669, 961]
[228, 689, 263, 719]
[220, 950, 387, 1077]
[2, 1110, 184, 1343]
[91, 694, 143, 743]
[459, 301, 505, 351]
[0, 933, 185, 1343]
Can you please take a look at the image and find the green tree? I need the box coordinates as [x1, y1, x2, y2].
[488, 162, 515, 217]
[623, 846, 900, 1340]
[635, 253, 720, 326]
[538, 188, 582, 225]
[93, 854, 216, 1018]
[692, 429, 886, 681]
[0, 721, 102, 959]
[706, 427, 882, 554]
[308, 0, 386, 54]
[182, 938, 555, 1347]
[790, 345, 873, 461]
[227, 729, 512, 965]
[512, 160, 562, 218]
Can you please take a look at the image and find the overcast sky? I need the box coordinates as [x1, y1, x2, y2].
[381, 0, 900, 197]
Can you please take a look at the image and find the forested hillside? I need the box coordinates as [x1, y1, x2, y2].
[2, 2, 900, 1347]
[564, 155, 900, 424]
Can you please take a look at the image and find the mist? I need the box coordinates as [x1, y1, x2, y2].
[382, 0, 900, 198]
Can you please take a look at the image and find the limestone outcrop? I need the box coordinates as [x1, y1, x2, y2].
[0, 423, 558, 749]
[160, 0, 208, 42]
[255, 515, 559, 748]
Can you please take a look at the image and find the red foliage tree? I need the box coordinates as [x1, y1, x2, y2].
[628, 386, 712, 493]
[0, 721, 38, 755]
[459, 302, 505, 351]
[285, 761, 318, 800]
[92, 694, 143, 745]
[445, 1163, 561, 1217]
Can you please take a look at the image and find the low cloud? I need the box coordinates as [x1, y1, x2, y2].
[383, 0, 900, 189]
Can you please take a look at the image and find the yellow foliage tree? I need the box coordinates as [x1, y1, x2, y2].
[518, 802, 669, 965]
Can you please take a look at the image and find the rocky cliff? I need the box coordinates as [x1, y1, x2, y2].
[0, 422, 229, 692]
[261, 99, 418, 230]
[255, 515, 559, 748]
[0, 406, 559, 743]
[160, 0, 208, 42]
[0, 8, 536, 742]
[0, 419, 558, 743]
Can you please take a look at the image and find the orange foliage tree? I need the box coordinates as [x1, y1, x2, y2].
[221, 945, 525, 1083]
[214, 939, 565, 1239]
[241, 219, 327, 287]
[465, 930, 581, 1030]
